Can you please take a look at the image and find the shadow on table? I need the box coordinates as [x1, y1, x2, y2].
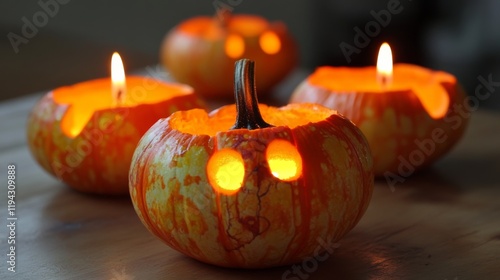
[150, 234, 406, 280]
[435, 154, 500, 189]
[374, 149, 500, 203]
[42, 186, 133, 222]
[38, 187, 409, 280]
[374, 166, 465, 205]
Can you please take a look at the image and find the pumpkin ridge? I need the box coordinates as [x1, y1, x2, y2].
[327, 115, 373, 227]
[273, 127, 308, 263]
[137, 124, 178, 241]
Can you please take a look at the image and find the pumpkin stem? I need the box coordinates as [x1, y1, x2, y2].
[231, 59, 273, 130]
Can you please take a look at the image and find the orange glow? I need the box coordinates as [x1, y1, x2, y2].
[171, 104, 333, 137]
[225, 34, 245, 58]
[207, 149, 245, 195]
[412, 82, 451, 119]
[376, 42, 393, 87]
[111, 52, 126, 104]
[259, 31, 281, 55]
[266, 139, 302, 181]
[306, 64, 453, 119]
[55, 77, 193, 138]
[177, 16, 269, 38]
[228, 15, 269, 37]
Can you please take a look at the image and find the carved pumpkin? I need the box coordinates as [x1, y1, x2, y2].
[160, 13, 298, 99]
[290, 52, 468, 177]
[27, 76, 204, 195]
[129, 59, 373, 268]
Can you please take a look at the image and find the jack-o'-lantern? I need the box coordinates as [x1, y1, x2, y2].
[290, 43, 468, 177]
[27, 53, 205, 195]
[160, 12, 298, 99]
[129, 59, 373, 268]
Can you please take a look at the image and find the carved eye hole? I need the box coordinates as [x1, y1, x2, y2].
[207, 149, 245, 195]
[266, 139, 302, 181]
[225, 34, 245, 59]
[259, 31, 281, 55]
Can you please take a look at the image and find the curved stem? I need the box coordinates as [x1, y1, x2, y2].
[231, 59, 273, 130]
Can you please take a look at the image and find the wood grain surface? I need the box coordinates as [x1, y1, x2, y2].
[0, 74, 499, 280]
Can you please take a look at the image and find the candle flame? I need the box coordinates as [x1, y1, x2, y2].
[377, 42, 393, 87]
[111, 52, 126, 104]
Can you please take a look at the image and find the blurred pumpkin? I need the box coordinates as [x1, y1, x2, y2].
[160, 12, 298, 99]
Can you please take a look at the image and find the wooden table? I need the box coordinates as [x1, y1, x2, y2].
[1, 70, 499, 280]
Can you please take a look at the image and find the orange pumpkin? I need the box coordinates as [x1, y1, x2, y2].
[160, 13, 298, 99]
[129, 59, 373, 268]
[27, 76, 204, 195]
[290, 64, 469, 177]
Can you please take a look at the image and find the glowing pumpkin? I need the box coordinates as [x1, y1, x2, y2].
[129, 59, 373, 268]
[27, 75, 204, 195]
[290, 44, 468, 176]
[160, 13, 298, 99]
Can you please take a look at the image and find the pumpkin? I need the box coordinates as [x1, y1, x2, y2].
[129, 59, 373, 268]
[27, 76, 204, 195]
[160, 12, 298, 99]
[290, 64, 469, 177]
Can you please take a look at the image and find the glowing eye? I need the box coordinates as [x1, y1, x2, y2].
[259, 31, 281, 55]
[266, 139, 302, 181]
[225, 34, 245, 59]
[207, 149, 245, 195]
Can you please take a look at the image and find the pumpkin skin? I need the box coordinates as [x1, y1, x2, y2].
[129, 60, 373, 268]
[160, 14, 298, 99]
[290, 64, 469, 176]
[27, 76, 205, 195]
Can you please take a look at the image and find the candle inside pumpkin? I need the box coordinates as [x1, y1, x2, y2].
[290, 43, 468, 176]
[26, 52, 204, 195]
[56, 52, 193, 138]
[306, 43, 454, 119]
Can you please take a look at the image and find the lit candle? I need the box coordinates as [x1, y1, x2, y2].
[27, 52, 205, 195]
[376, 42, 393, 87]
[290, 43, 468, 176]
[111, 52, 126, 105]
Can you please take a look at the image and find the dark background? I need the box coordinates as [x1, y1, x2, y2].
[1, 0, 499, 109]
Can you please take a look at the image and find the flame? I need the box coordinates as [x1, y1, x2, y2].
[207, 149, 245, 195]
[259, 31, 281, 55]
[375, 43, 449, 119]
[266, 139, 302, 181]
[225, 34, 245, 59]
[111, 52, 126, 104]
[376, 42, 393, 87]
